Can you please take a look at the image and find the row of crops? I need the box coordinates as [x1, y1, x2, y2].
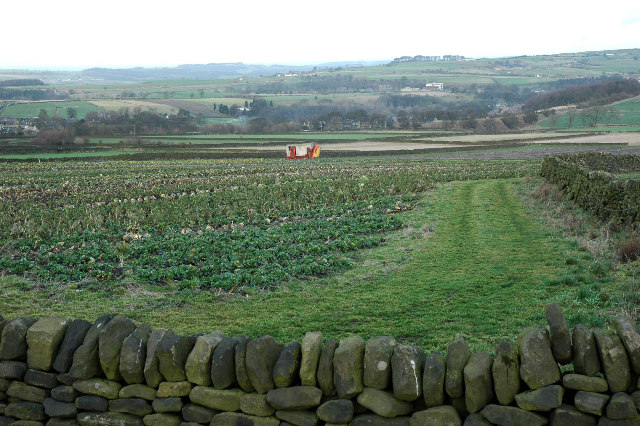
[0, 158, 538, 289]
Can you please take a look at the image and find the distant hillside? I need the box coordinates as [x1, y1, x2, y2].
[80, 60, 387, 82]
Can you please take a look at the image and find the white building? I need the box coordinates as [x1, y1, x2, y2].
[425, 82, 444, 91]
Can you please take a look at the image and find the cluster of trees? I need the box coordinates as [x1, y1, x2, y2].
[32, 128, 75, 146]
[34, 108, 200, 138]
[0, 88, 67, 101]
[523, 78, 640, 112]
[0, 79, 45, 87]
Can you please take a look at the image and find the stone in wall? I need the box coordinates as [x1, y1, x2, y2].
[333, 335, 365, 399]
[119, 324, 152, 385]
[272, 341, 301, 388]
[210, 336, 241, 390]
[549, 404, 597, 425]
[184, 331, 226, 386]
[573, 324, 601, 377]
[423, 351, 446, 408]
[245, 335, 284, 394]
[0, 317, 37, 360]
[445, 337, 471, 399]
[492, 341, 520, 406]
[26, 317, 70, 372]
[464, 351, 494, 413]
[234, 339, 254, 392]
[52, 318, 92, 373]
[594, 329, 631, 393]
[240, 393, 275, 416]
[156, 332, 196, 382]
[410, 405, 461, 426]
[189, 385, 244, 411]
[99, 316, 137, 381]
[480, 404, 547, 425]
[356, 387, 413, 418]
[68, 314, 115, 380]
[514, 384, 564, 411]
[143, 328, 170, 388]
[316, 337, 337, 397]
[299, 331, 323, 387]
[363, 335, 396, 390]
[518, 328, 560, 389]
[391, 345, 425, 402]
[545, 302, 573, 365]
[265, 385, 322, 410]
[317, 398, 354, 423]
[612, 316, 640, 375]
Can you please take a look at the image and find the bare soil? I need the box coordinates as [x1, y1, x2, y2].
[220, 132, 640, 159]
[224, 142, 472, 152]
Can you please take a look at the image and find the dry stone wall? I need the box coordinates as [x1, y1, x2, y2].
[541, 152, 640, 226]
[0, 303, 639, 425]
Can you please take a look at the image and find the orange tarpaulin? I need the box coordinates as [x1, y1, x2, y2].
[286, 144, 320, 159]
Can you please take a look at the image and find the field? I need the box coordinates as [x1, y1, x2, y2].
[538, 96, 640, 130]
[88, 100, 179, 116]
[1, 155, 635, 352]
[2, 48, 640, 352]
[1, 101, 101, 119]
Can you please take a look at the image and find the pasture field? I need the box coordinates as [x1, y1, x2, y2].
[1, 101, 100, 119]
[0, 156, 632, 351]
[88, 100, 179, 115]
[538, 96, 640, 130]
[618, 172, 640, 180]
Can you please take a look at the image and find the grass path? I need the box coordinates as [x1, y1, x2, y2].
[1, 178, 588, 352]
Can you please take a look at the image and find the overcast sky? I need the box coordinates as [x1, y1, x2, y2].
[3, 0, 640, 69]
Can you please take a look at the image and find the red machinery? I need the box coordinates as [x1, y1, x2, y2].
[286, 144, 320, 159]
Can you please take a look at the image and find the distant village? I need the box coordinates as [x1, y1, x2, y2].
[0, 117, 39, 136]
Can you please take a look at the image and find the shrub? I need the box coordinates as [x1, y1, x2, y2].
[32, 128, 75, 146]
[618, 233, 640, 262]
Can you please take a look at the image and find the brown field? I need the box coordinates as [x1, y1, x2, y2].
[223, 142, 471, 151]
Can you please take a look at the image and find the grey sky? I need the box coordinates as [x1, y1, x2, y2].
[2, 0, 639, 69]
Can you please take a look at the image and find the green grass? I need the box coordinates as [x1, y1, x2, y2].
[0, 178, 615, 352]
[539, 96, 640, 130]
[617, 172, 640, 180]
[1, 101, 101, 119]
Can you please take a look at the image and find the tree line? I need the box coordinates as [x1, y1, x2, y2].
[0, 87, 67, 101]
[0, 79, 45, 87]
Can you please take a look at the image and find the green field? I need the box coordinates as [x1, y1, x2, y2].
[618, 172, 640, 180]
[1, 101, 101, 119]
[2, 49, 640, 351]
[539, 96, 640, 130]
[0, 157, 631, 351]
